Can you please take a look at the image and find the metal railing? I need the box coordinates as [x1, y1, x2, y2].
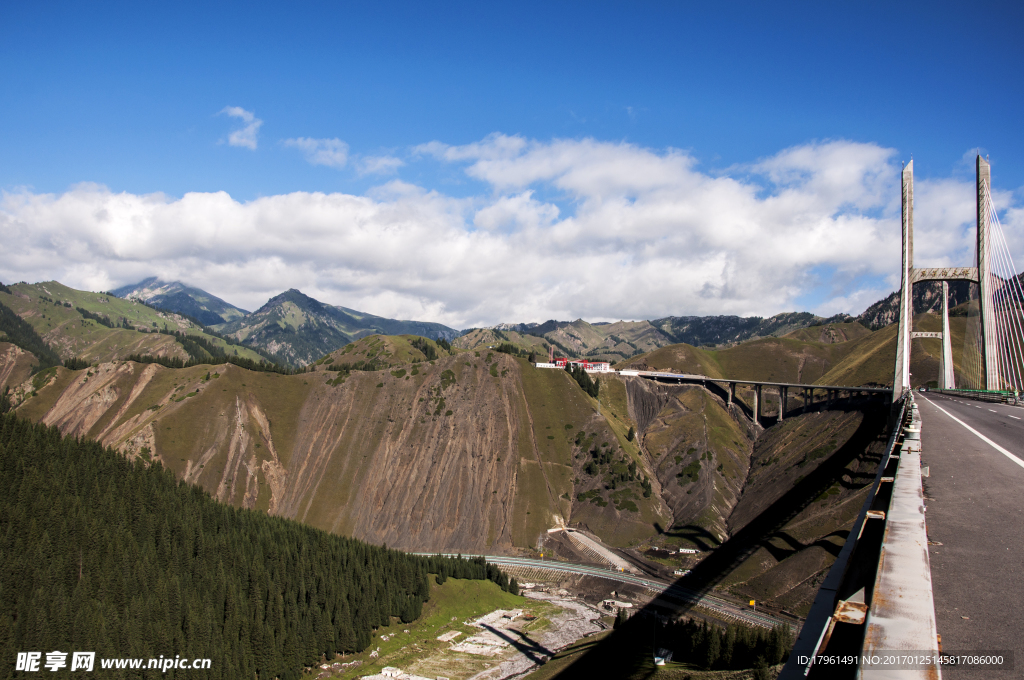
[779, 394, 941, 679]
[932, 388, 1021, 405]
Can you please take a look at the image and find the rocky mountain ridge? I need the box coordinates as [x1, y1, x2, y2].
[113, 279, 460, 367]
[112, 277, 250, 326]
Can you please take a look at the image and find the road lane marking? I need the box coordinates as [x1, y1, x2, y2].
[990, 409, 997, 412]
[923, 398, 1024, 470]
[1011, 416, 1021, 420]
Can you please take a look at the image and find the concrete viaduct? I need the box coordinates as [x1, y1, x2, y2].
[621, 368, 892, 424]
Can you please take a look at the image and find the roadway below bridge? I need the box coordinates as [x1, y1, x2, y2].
[916, 392, 1024, 677]
[418, 553, 798, 631]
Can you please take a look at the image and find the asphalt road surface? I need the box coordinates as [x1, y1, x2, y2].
[916, 392, 1024, 677]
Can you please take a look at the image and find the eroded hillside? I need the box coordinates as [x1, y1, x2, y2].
[617, 369, 889, 615]
[8, 342, 673, 553]
[624, 378, 754, 543]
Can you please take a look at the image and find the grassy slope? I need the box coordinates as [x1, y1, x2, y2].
[639, 386, 752, 545]
[783, 321, 873, 344]
[618, 343, 726, 377]
[515, 361, 667, 547]
[712, 337, 849, 384]
[815, 314, 966, 388]
[453, 328, 549, 355]
[1, 281, 266, 364]
[621, 314, 964, 389]
[720, 408, 883, 615]
[321, 333, 448, 368]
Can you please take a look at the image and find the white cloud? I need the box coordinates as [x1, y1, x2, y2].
[357, 155, 404, 175]
[283, 137, 349, 168]
[220, 106, 263, 150]
[3, 137, 1017, 328]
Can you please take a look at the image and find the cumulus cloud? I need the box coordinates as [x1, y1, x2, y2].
[220, 106, 263, 150]
[283, 137, 349, 168]
[3, 137, 1015, 328]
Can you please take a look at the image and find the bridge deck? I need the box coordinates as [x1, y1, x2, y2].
[917, 393, 1024, 677]
[624, 369, 893, 394]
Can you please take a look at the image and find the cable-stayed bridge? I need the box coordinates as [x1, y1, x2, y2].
[894, 156, 1024, 397]
[542, 157, 1022, 679]
[780, 157, 1024, 679]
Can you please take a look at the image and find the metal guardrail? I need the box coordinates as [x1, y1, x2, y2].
[932, 388, 1021, 405]
[779, 394, 941, 679]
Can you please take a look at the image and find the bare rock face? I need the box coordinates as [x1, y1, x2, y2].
[631, 382, 752, 544]
[625, 377, 670, 436]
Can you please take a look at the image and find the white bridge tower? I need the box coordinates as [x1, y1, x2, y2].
[892, 156, 997, 399]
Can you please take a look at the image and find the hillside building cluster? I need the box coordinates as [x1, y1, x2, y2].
[533, 357, 613, 373]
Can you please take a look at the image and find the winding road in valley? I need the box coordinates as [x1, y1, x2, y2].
[417, 553, 799, 631]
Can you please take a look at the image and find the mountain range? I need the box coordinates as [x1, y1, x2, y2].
[113, 279, 461, 366]
[1, 278, 959, 622]
[0, 276, 975, 623]
[108, 276, 989, 369]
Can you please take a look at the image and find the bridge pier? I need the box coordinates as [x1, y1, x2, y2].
[728, 382, 735, 406]
[754, 384, 761, 425]
[804, 388, 811, 412]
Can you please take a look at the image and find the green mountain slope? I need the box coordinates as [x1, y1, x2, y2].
[468, 313, 860, 365]
[0, 281, 267, 366]
[214, 289, 459, 367]
[621, 316, 958, 389]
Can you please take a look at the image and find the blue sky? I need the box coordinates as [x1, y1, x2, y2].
[2, 1, 1023, 326]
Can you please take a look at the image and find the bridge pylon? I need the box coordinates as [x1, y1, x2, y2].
[892, 156, 995, 400]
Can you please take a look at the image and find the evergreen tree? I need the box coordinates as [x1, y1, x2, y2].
[0, 412, 520, 679]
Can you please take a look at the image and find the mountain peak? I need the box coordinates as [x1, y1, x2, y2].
[258, 289, 325, 314]
[112, 278, 249, 326]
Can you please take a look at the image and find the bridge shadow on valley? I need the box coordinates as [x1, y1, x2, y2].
[480, 623, 555, 665]
[547, 401, 891, 679]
